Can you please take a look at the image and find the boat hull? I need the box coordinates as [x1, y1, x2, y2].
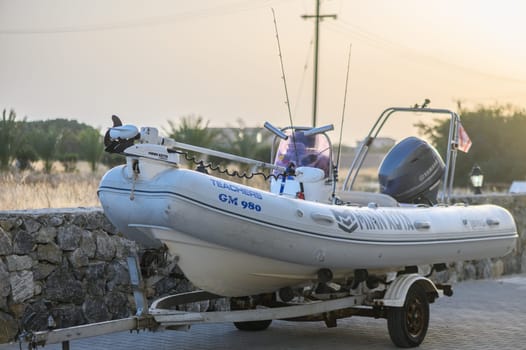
[98, 165, 518, 296]
[146, 227, 342, 296]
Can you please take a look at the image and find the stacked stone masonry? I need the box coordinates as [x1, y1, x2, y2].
[0, 208, 195, 344]
[0, 194, 524, 343]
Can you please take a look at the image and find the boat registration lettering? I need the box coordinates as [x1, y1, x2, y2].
[210, 179, 263, 200]
[219, 193, 262, 212]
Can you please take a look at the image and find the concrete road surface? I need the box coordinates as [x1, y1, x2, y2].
[2, 274, 526, 350]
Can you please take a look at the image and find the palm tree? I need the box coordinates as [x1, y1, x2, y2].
[165, 115, 221, 166]
[166, 115, 220, 147]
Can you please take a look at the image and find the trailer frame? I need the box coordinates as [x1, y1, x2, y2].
[15, 257, 450, 349]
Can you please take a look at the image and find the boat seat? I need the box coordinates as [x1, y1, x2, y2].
[336, 191, 399, 207]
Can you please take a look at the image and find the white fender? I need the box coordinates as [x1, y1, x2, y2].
[377, 273, 440, 307]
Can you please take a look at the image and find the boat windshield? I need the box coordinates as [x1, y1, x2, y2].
[273, 130, 331, 177]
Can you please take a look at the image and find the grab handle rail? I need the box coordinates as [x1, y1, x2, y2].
[311, 212, 335, 224]
[486, 218, 500, 226]
[414, 221, 431, 230]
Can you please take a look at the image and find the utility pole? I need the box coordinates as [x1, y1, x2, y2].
[302, 0, 336, 127]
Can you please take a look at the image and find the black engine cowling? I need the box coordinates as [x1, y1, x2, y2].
[378, 137, 445, 204]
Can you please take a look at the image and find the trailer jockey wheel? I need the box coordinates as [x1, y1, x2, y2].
[231, 298, 272, 331]
[387, 283, 429, 348]
[233, 319, 272, 331]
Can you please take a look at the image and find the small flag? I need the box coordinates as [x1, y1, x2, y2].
[457, 122, 472, 153]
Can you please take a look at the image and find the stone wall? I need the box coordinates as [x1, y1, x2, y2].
[0, 195, 524, 343]
[0, 208, 191, 344]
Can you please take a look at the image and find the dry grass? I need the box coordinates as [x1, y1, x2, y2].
[342, 167, 380, 192]
[0, 162, 106, 210]
[0, 160, 382, 211]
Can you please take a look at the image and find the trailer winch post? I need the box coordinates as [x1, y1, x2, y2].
[127, 256, 149, 316]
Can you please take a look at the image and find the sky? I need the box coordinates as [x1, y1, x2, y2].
[1, 0, 526, 145]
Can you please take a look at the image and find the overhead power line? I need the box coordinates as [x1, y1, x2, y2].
[0, 0, 288, 35]
[326, 18, 526, 85]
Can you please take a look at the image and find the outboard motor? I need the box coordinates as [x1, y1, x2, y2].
[378, 137, 445, 205]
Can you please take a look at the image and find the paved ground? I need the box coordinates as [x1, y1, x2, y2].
[3, 274, 526, 350]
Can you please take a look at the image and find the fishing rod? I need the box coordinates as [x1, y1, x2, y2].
[271, 8, 294, 131]
[332, 43, 352, 203]
[271, 8, 305, 197]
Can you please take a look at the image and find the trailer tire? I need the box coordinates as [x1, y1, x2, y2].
[233, 320, 272, 331]
[387, 283, 429, 348]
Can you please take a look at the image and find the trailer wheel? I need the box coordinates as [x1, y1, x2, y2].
[387, 283, 429, 348]
[233, 319, 272, 331]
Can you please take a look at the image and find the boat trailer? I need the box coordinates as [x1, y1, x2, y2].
[15, 257, 452, 349]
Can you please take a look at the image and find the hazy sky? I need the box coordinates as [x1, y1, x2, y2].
[1, 0, 526, 144]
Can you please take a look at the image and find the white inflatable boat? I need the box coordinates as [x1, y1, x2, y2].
[98, 107, 517, 297]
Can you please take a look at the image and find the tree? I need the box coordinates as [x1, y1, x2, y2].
[33, 129, 59, 173]
[59, 153, 78, 172]
[0, 109, 24, 171]
[166, 115, 220, 147]
[224, 119, 270, 162]
[100, 152, 125, 168]
[165, 115, 221, 166]
[416, 103, 526, 188]
[15, 144, 38, 170]
[79, 128, 103, 172]
[36, 119, 95, 159]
